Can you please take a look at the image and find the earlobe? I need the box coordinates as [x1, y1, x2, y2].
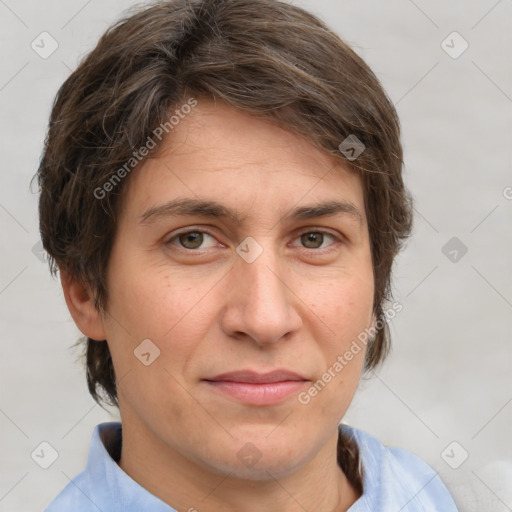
[60, 270, 107, 341]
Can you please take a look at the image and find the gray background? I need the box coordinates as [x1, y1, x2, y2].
[1, 0, 511, 510]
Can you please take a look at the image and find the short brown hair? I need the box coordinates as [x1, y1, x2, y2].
[37, 0, 413, 408]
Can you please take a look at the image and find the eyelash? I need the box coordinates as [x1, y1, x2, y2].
[165, 227, 342, 255]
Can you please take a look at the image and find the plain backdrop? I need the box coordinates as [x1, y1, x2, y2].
[1, 1, 511, 511]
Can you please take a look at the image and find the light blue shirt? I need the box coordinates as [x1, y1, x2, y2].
[45, 422, 458, 511]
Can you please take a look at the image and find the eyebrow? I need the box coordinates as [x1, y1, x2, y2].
[139, 198, 363, 226]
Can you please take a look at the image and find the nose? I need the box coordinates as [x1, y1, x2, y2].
[220, 241, 303, 346]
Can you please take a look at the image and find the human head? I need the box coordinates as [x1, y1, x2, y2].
[37, 0, 413, 408]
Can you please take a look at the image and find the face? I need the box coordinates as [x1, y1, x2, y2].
[97, 99, 375, 480]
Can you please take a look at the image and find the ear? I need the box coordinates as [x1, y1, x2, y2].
[60, 270, 107, 341]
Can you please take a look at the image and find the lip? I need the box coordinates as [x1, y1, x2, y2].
[203, 370, 309, 406]
[206, 370, 308, 383]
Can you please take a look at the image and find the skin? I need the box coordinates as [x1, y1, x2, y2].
[63, 99, 376, 512]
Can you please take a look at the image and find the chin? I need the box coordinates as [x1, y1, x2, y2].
[208, 447, 306, 482]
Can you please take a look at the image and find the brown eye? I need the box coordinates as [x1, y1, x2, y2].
[166, 230, 219, 251]
[301, 232, 325, 249]
[178, 231, 204, 249]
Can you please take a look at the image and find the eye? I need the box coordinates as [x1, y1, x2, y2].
[292, 230, 339, 250]
[166, 230, 219, 250]
[165, 228, 340, 254]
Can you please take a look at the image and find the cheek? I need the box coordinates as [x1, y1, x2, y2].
[107, 254, 199, 335]
[310, 273, 374, 342]
[104, 263, 217, 419]
[303, 272, 373, 405]
[306, 282, 371, 419]
[104, 258, 220, 376]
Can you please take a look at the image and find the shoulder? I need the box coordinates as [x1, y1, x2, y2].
[44, 422, 175, 512]
[340, 424, 459, 511]
[44, 422, 121, 512]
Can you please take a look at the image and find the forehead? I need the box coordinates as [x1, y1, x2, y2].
[121, 99, 365, 222]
